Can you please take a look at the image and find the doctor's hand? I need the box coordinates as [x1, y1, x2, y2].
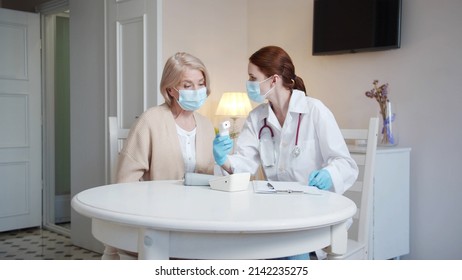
[309, 169, 333, 190]
[213, 135, 233, 166]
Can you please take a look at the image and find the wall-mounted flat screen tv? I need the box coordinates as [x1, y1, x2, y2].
[312, 0, 402, 55]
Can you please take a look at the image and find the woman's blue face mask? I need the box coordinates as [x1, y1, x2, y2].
[175, 87, 207, 111]
[246, 76, 275, 103]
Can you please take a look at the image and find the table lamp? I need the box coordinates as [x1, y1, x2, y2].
[215, 92, 252, 138]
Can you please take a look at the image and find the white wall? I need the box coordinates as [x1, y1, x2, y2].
[162, 0, 249, 127]
[246, 0, 462, 259]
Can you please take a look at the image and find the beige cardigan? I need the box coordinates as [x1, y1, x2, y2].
[116, 104, 215, 183]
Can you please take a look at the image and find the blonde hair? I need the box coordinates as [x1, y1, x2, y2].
[160, 52, 211, 107]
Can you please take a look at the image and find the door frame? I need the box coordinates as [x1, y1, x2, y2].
[38, 0, 70, 236]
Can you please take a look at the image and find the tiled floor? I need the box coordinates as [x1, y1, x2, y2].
[0, 227, 102, 260]
[1, 227, 319, 260]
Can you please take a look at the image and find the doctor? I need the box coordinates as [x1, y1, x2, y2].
[214, 45, 358, 194]
[214, 46, 358, 259]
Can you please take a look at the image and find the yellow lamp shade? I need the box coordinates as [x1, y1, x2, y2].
[215, 92, 252, 117]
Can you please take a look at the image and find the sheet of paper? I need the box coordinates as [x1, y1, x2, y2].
[252, 180, 322, 195]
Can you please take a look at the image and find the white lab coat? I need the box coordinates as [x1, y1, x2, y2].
[226, 90, 358, 195]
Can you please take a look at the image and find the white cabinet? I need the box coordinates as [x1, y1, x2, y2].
[370, 147, 411, 259]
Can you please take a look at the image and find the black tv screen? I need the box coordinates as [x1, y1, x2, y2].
[312, 0, 402, 55]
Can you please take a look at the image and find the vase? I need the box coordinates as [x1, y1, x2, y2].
[378, 101, 398, 146]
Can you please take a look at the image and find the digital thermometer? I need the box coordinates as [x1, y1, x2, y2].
[219, 121, 231, 136]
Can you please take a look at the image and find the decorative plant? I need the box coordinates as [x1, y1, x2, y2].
[365, 80, 396, 145]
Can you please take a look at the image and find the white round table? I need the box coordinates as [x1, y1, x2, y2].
[72, 180, 356, 259]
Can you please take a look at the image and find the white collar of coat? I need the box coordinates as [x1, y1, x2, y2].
[288, 90, 310, 114]
[258, 90, 308, 120]
[256, 90, 308, 129]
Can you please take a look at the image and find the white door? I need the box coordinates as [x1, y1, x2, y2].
[0, 8, 42, 232]
[106, 0, 162, 130]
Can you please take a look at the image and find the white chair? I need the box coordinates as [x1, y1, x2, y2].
[108, 116, 130, 184]
[328, 117, 379, 260]
[105, 117, 132, 259]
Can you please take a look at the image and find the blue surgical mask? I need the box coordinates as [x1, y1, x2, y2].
[175, 87, 208, 111]
[246, 76, 275, 103]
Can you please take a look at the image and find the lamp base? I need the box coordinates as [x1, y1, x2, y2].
[229, 117, 239, 139]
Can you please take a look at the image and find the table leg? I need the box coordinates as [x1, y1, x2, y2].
[137, 228, 170, 260]
[101, 244, 120, 260]
[330, 220, 348, 254]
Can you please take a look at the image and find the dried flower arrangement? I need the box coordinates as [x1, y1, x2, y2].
[365, 80, 396, 145]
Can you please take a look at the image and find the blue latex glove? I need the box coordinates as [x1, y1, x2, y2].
[213, 135, 233, 166]
[309, 169, 333, 190]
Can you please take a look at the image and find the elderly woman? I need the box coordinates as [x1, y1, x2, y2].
[116, 52, 215, 183]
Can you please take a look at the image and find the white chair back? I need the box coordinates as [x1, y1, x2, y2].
[328, 117, 379, 260]
[108, 116, 130, 183]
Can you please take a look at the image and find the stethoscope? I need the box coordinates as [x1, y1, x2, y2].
[258, 113, 302, 158]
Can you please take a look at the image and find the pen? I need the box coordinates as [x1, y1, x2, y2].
[276, 189, 304, 194]
[267, 182, 304, 194]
